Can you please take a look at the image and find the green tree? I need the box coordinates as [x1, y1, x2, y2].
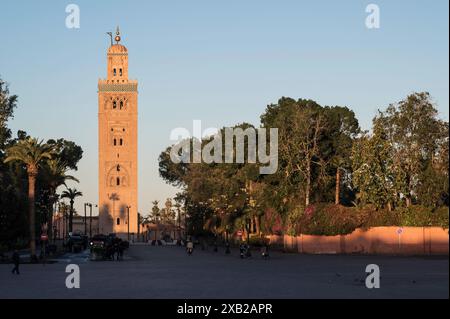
[321, 106, 360, 205]
[40, 158, 79, 237]
[47, 138, 83, 171]
[0, 79, 18, 148]
[261, 98, 325, 207]
[4, 137, 54, 260]
[61, 187, 83, 233]
[377, 92, 447, 206]
[151, 200, 160, 223]
[162, 198, 176, 224]
[352, 125, 396, 210]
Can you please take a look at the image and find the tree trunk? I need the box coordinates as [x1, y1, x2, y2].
[69, 200, 74, 233]
[406, 197, 411, 207]
[305, 162, 311, 206]
[254, 215, 261, 236]
[335, 168, 341, 205]
[387, 201, 392, 212]
[27, 172, 37, 261]
[48, 207, 53, 241]
[48, 189, 56, 242]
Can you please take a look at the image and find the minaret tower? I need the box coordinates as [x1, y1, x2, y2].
[98, 27, 138, 238]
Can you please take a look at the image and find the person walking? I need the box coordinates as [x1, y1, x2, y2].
[186, 239, 194, 256]
[239, 243, 246, 259]
[11, 250, 20, 275]
[118, 240, 125, 260]
[261, 243, 269, 259]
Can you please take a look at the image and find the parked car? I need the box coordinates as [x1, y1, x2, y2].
[67, 234, 87, 253]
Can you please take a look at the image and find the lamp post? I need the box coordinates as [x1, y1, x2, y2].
[84, 203, 88, 236]
[155, 210, 162, 243]
[61, 203, 66, 243]
[178, 209, 181, 243]
[184, 200, 188, 242]
[92, 204, 99, 235]
[47, 193, 57, 242]
[126, 205, 131, 241]
[225, 225, 231, 254]
[86, 203, 94, 238]
[245, 218, 251, 257]
[137, 212, 141, 242]
[61, 203, 65, 242]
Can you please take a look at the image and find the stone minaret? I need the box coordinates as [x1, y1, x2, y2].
[98, 27, 138, 239]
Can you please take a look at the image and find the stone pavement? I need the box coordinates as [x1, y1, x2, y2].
[0, 245, 448, 299]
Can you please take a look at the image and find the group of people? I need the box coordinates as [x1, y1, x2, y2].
[185, 237, 270, 259]
[105, 237, 126, 261]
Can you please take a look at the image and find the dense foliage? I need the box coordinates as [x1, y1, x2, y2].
[0, 77, 83, 254]
[159, 93, 449, 238]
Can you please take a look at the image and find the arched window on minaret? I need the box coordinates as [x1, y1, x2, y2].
[113, 101, 117, 109]
[116, 218, 120, 225]
[113, 68, 117, 76]
[120, 101, 123, 109]
[120, 138, 123, 146]
[119, 68, 123, 76]
[113, 138, 117, 146]
[116, 177, 120, 186]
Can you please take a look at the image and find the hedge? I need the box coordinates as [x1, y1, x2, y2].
[296, 204, 449, 236]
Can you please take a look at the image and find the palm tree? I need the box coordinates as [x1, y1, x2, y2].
[45, 159, 79, 191]
[61, 187, 83, 234]
[42, 158, 79, 238]
[151, 200, 160, 241]
[4, 137, 54, 260]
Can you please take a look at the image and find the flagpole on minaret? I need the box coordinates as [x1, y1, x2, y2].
[106, 31, 113, 46]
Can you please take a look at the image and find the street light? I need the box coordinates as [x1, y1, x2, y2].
[245, 218, 252, 257]
[94, 204, 98, 235]
[84, 203, 88, 236]
[85, 203, 94, 238]
[137, 212, 141, 242]
[60, 203, 65, 242]
[225, 225, 231, 254]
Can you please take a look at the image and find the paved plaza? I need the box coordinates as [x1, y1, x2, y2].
[0, 245, 448, 299]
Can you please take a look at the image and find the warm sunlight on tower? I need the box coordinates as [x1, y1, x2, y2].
[98, 27, 138, 239]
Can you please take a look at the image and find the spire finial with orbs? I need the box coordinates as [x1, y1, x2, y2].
[115, 26, 121, 44]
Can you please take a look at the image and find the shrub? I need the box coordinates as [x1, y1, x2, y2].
[338, 205, 448, 229]
[299, 204, 363, 236]
[398, 206, 433, 226]
[364, 207, 402, 227]
[284, 204, 449, 236]
[247, 236, 268, 247]
[433, 206, 449, 229]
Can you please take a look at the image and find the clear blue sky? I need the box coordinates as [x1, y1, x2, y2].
[1, 0, 448, 216]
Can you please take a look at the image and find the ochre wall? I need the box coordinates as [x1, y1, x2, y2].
[267, 227, 449, 255]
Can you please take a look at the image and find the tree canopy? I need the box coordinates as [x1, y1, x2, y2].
[159, 93, 448, 238]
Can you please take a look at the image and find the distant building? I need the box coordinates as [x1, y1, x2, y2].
[140, 222, 185, 243]
[53, 213, 99, 239]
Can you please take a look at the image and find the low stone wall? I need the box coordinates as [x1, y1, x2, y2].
[267, 227, 449, 255]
